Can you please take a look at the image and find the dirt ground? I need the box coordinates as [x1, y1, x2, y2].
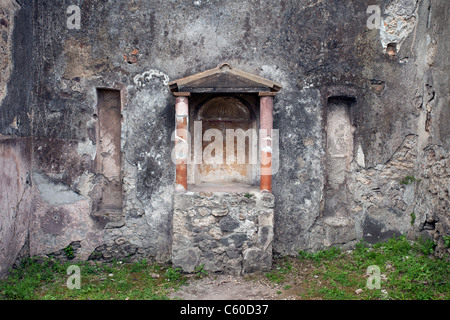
[169, 273, 294, 300]
[168, 258, 314, 300]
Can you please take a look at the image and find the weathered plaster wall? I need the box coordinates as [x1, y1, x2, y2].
[26, 0, 450, 258]
[0, 0, 19, 105]
[0, 1, 33, 278]
[0, 0, 448, 276]
[0, 0, 32, 137]
[0, 137, 32, 278]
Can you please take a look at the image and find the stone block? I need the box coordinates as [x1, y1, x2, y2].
[198, 207, 211, 216]
[260, 192, 275, 208]
[172, 247, 201, 273]
[212, 208, 229, 216]
[324, 216, 356, 245]
[219, 215, 240, 232]
[242, 248, 271, 274]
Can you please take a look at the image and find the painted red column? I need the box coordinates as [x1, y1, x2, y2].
[175, 94, 189, 192]
[259, 92, 275, 192]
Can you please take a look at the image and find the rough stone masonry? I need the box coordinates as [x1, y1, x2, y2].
[173, 191, 275, 275]
[0, 0, 448, 278]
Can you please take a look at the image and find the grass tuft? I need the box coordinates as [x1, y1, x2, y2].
[0, 258, 186, 300]
[267, 235, 449, 300]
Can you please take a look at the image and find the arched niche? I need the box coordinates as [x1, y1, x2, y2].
[191, 95, 258, 188]
[169, 63, 281, 193]
[169, 63, 281, 275]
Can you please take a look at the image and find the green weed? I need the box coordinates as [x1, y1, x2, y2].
[129, 259, 148, 273]
[0, 257, 185, 300]
[265, 258, 292, 284]
[0, 257, 70, 300]
[296, 235, 448, 300]
[413, 237, 436, 255]
[399, 175, 421, 185]
[194, 264, 208, 279]
[410, 212, 416, 225]
[165, 267, 184, 283]
[298, 246, 341, 264]
[63, 245, 75, 260]
[444, 235, 450, 248]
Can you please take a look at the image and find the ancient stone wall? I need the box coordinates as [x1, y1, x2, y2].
[0, 0, 448, 277]
[414, 145, 450, 257]
[173, 191, 274, 275]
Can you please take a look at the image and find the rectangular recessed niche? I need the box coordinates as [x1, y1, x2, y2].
[323, 95, 356, 245]
[94, 88, 123, 216]
[325, 96, 355, 191]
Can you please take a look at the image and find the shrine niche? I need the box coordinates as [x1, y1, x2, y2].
[169, 63, 282, 274]
[169, 62, 281, 193]
[92, 89, 123, 227]
[192, 95, 257, 188]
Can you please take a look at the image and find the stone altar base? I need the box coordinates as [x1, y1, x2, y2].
[172, 191, 274, 275]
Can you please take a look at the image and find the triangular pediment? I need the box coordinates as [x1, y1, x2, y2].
[169, 63, 282, 94]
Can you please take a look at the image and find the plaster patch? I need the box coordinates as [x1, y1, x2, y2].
[0, 0, 20, 105]
[133, 69, 170, 87]
[34, 172, 87, 206]
[77, 138, 96, 160]
[379, 0, 419, 53]
[356, 144, 365, 168]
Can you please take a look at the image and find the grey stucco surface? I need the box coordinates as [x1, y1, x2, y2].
[0, 0, 448, 276]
